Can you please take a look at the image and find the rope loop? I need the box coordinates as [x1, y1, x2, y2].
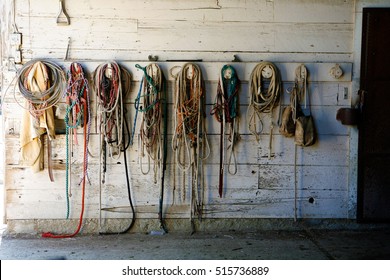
[16, 59, 66, 116]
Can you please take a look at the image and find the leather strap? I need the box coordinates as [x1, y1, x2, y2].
[47, 136, 54, 182]
[218, 120, 224, 198]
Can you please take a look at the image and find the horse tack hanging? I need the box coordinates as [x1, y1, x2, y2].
[94, 61, 136, 235]
[42, 62, 91, 238]
[247, 61, 282, 159]
[172, 62, 210, 231]
[211, 64, 241, 198]
[134, 63, 168, 232]
[17, 59, 66, 181]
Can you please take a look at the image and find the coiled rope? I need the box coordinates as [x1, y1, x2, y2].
[94, 62, 123, 185]
[94, 62, 135, 235]
[42, 62, 91, 238]
[247, 62, 281, 158]
[16, 59, 66, 116]
[210, 64, 241, 197]
[134, 63, 168, 232]
[134, 63, 163, 181]
[172, 63, 209, 230]
[17, 59, 65, 179]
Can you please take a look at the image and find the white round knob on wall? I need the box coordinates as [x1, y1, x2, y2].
[261, 65, 273, 79]
[330, 64, 343, 79]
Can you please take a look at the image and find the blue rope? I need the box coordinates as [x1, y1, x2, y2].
[130, 64, 160, 146]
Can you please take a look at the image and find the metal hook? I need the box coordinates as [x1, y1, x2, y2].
[56, 0, 70, 26]
[64, 37, 70, 60]
[148, 55, 158, 62]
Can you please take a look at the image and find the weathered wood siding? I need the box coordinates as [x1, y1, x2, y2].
[2, 0, 380, 233]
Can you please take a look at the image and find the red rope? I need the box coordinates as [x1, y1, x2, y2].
[42, 65, 89, 239]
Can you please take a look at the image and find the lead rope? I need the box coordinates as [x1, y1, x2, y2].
[95, 62, 136, 235]
[42, 62, 91, 238]
[247, 62, 281, 159]
[293, 64, 308, 222]
[134, 63, 163, 183]
[94, 62, 123, 183]
[172, 63, 210, 232]
[210, 65, 240, 198]
[134, 63, 167, 232]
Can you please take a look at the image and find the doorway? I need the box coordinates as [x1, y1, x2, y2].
[358, 8, 390, 221]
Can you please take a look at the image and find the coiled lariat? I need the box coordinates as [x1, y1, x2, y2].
[172, 63, 210, 229]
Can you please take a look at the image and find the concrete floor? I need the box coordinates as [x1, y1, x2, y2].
[1, 225, 390, 260]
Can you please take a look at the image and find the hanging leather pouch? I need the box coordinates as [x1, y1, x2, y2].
[295, 114, 316, 147]
[279, 106, 296, 137]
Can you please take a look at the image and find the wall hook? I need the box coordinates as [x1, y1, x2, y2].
[64, 37, 71, 61]
[148, 55, 158, 62]
[232, 55, 241, 62]
[57, 0, 70, 26]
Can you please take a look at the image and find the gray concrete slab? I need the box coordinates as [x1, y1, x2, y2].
[1, 227, 390, 260]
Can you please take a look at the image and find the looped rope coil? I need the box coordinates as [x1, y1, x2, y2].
[17, 59, 65, 180]
[247, 61, 282, 158]
[42, 62, 91, 238]
[134, 63, 164, 181]
[16, 59, 66, 116]
[172, 63, 209, 229]
[93, 62, 136, 235]
[210, 64, 241, 197]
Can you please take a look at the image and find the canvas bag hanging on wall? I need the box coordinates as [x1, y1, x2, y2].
[279, 64, 316, 147]
[280, 86, 300, 137]
[295, 113, 316, 147]
[294, 82, 316, 147]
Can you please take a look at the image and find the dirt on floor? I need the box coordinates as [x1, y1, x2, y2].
[1, 226, 390, 260]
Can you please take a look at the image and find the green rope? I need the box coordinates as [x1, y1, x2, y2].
[64, 83, 86, 219]
[134, 64, 159, 112]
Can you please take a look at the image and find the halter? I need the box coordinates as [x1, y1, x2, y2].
[211, 64, 241, 197]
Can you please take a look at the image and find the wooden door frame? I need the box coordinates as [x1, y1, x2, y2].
[356, 7, 390, 222]
[349, 3, 390, 220]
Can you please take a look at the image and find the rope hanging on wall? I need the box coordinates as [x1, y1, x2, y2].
[17, 59, 66, 181]
[42, 62, 91, 238]
[134, 63, 164, 181]
[93, 61, 136, 235]
[247, 62, 281, 158]
[134, 63, 168, 232]
[210, 65, 241, 198]
[172, 63, 209, 231]
[64, 63, 91, 220]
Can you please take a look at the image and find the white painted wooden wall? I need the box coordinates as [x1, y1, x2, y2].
[2, 0, 384, 233]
